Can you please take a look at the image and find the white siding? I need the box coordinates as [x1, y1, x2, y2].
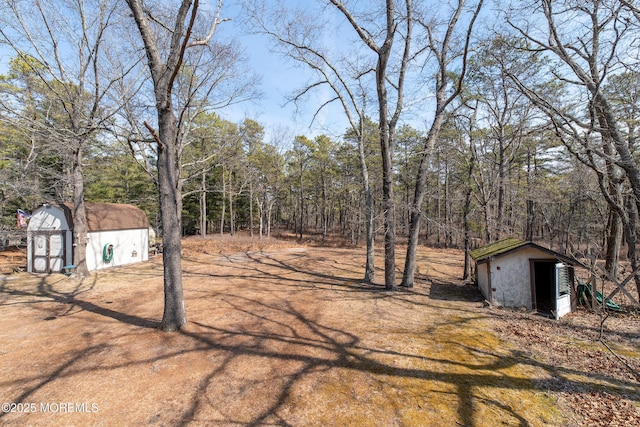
[489, 250, 533, 308]
[475, 245, 574, 317]
[86, 228, 149, 271]
[481, 247, 559, 309]
[477, 263, 490, 300]
[27, 205, 150, 273]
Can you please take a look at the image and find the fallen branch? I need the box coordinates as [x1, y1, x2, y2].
[600, 338, 640, 382]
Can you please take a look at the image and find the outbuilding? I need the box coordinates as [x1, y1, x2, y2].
[470, 238, 581, 319]
[27, 202, 149, 273]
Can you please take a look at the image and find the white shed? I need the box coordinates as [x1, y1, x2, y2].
[27, 202, 149, 273]
[470, 238, 580, 319]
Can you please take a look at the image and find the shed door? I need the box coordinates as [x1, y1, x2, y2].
[533, 261, 555, 314]
[555, 263, 572, 319]
[32, 231, 65, 273]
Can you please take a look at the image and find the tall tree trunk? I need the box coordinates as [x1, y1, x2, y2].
[596, 100, 640, 297]
[330, 0, 414, 290]
[267, 200, 274, 238]
[229, 184, 235, 235]
[363, 187, 375, 283]
[71, 146, 90, 276]
[400, 0, 483, 287]
[199, 170, 207, 237]
[623, 196, 640, 299]
[220, 166, 226, 235]
[321, 173, 327, 242]
[376, 27, 398, 290]
[249, 179, 254, 237]
[401, 114, 445, 288]
[298, 169, 304, 241]
[483, 202, 492, 243]
[356, 117, 375, 282]
[258, 196, 264, 239]
[157, 110, 186, 331]
[525, 148, 535, 241]
[380, 122, 397, 290]
[444, 154, 452, 247]
[462, 152, 476, 281]
[463, 108, 479, 281]
[126, 0, 225, 331]
[525, 199, 535, 241]
[496, 134, 506, 241]
[605, 208, 623, 275]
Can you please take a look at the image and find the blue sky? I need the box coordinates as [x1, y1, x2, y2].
[0, 0, 352, 147]
[1, 0, 450, 147]
[218, 1, 354, 144]
[217, 30, 344, 142]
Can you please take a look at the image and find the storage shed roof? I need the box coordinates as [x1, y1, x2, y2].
[470, 238, 528, 261]
[61, 202, 148, 232]
[470, 238, 581, 266]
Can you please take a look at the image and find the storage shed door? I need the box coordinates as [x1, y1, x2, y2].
[555, 263, 572, 319]
[32, 231, 65, 273]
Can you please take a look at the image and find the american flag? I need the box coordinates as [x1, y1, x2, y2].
[17, 209, 31, 228]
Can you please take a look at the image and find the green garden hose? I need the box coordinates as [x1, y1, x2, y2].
[103, 244, 114, 262]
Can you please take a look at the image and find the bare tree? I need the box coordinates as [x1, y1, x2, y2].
[330, 0, 413, 290]
[451, 103, 480, 281]
[181, 113, 239, 237]
[401, 0, 483, 288]
[250, 131, 285, 239]
[125, 0, 229, 331]
[0, 0, 130, 276]
[247, 1, 378, 281]
[465, 35, 535, 242]
[506, 0, 640, 299]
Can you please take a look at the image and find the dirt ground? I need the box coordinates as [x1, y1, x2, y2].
[0, 235, 638, 426]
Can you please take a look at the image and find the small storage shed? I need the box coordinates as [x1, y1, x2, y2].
[470, 238, 580, 319]
[27, 202, 149, 273]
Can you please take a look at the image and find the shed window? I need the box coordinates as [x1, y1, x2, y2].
[556, 263, 570, 296]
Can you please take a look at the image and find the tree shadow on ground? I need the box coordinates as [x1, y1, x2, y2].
[428, 277, 485, 302]
[1, 250, 638, 426]
[0, 275, 159, 328]
[172, 295, 638, 426]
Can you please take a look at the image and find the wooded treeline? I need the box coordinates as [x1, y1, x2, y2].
[1, 0, 639, 327]
[0, 86, 621, 259]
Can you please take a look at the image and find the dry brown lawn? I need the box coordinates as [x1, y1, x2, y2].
[0, 235, 638, 426]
